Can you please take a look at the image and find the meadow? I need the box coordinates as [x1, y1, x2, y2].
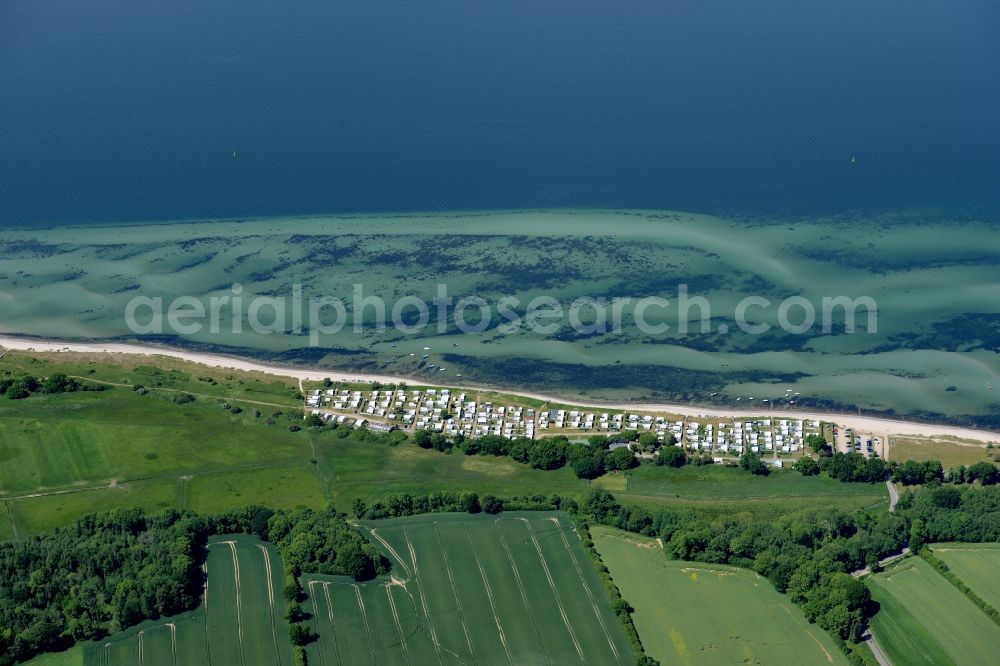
[0, 364, 898, 540]
[867, 556, 1000, 665]
[889, 436, 998, 468]
[589, 525, 846, 665]
[0, 387, 326, 536]
[619, 463, 889, 515]
[87, 535, 293, 666]
[303, 511, 632, 665]
[930, 542, 1000, 611]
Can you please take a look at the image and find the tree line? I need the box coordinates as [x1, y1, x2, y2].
[413, 429, 641, 478]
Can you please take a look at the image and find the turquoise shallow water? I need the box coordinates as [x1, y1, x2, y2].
[0, 210, 997, 427]
[1, 0, 999, 225]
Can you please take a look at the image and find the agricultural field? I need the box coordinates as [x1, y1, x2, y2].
[0, 390, 311, 495]
[867, 556, 1000, 665]
[590, 525, 847, 666]
[930, 542, 1000, 611]
[302, 511, 632, 665]
[81, 535, 294, 666]
[619, 463, 888, 515]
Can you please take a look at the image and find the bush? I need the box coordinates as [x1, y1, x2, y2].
[794, 457, 820, 476]
[482, 495, 503, 514]
[740, 452, 770, 476]
[656, 446, 687, 467]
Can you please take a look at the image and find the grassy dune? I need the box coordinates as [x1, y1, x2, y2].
[590, 525, 846, 666]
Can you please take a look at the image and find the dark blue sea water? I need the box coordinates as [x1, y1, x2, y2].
[2, 0, 998, 226]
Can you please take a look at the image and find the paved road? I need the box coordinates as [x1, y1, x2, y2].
[851, 548, 911, 578]
[863, 630, 893, 666]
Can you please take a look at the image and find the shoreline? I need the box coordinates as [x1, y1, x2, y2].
[1, 335, 997, 443]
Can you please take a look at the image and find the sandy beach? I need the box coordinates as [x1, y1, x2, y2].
[2, 335, 997, 443]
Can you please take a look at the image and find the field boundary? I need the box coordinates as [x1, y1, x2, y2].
[921, 549, 1000, 630]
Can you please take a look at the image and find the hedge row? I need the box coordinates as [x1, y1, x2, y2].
[921, 550, 1000, 629]
[573, 518, 660, 666]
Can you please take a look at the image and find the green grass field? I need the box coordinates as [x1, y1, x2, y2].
[184, 464, 327, 514]
[619, 464, 888, 516]
[868, 556, 1000, 665]
[0, 387, 331, 535]
[930, 542, 1000, 611]
[8, 478, 180, 535]
[0, 354, 893, 539]
[22, 646, 83, 666]
[590, 525, 847, 666]
[889, 436, 997, 467]
[303, 511, 632, 665]
[80, 535, 294, 666]
[319, 437, 591, 507]
[0, 390, 311, 494]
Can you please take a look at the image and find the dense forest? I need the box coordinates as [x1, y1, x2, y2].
[0, 505, 385, 665]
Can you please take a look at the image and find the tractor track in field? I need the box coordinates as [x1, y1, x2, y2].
[465, 524, 513, 665]
[216, 541, 247, 666]
[384, 583, 413, 666]
[517, 518, 585, 662]
[548, 516, 620, 661]
[366, 527, 412, 580]
[321, 583, 343, 666]
[433, 523, 477, 663]
[307, 581, 329, 666]
[352, 584, 378, 665]
[404, 530, 445, 666]
[167, 623, 178, 666]
[496, 519, 554, 666]
[257, 544, 283, 666]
